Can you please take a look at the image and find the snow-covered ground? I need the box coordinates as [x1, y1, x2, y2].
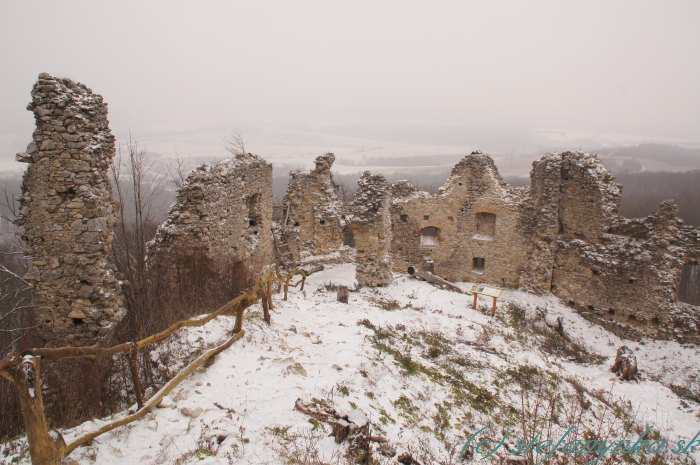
[2, 264, 699, 464]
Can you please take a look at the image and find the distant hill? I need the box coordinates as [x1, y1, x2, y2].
[597, 143, 700, 173]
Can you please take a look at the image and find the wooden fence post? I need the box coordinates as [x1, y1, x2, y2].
[128, 343, 144, 408]
[8, 354, 66, 465]
[266, 279, 273, 310]
[337, 286, 349, 303]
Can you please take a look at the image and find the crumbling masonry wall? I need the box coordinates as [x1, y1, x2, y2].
[389, 152, 530, 286]
[386, 151, 699, 342]
[16, 73, 127, 346]
[281, 154, 346, 261]
[148, 153, 274, 279]
[352, 172, 392, 286]
[520, 152, 699, 341]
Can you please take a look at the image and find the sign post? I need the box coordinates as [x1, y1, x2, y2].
[468, 283, 503, 316]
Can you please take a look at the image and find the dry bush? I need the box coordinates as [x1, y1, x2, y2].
[271, 426, 350, 465]
[1, 137, 255, 440]
[504, 303, 606, 365]
[0, 239, 39, 440]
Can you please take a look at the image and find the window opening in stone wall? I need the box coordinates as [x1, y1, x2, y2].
[420, 226, 440, 246]
[474, 212, 496, 240]
[472, 257, 485, 273]
[400, 214, 408, 222]
[247, 193, 261, 227]
[678, 261, 699, 305]
[319, 219, 326, 225]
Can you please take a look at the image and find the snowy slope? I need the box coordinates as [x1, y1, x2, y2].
[2, 264, 699, 465]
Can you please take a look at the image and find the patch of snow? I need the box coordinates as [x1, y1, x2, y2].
[2, 263, 698, 465]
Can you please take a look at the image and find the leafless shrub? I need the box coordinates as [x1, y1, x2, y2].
[225, 132, 247, 157]
[0, 242, 38, 440]
[168, 151, 192, 190]
[504, 303, 606, 364]
[271, 425, 350, 465]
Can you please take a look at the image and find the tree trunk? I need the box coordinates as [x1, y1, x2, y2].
[611, 345, 638, 381]
[261, 288, 271, 324]
[9, 355, 66, 465]
[407, 266, 463, 293]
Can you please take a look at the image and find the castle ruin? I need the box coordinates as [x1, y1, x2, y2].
[388, 151, 700, 342]
[147, 153, 274, 281]
[280, 154, 347, 263]
[390, 152, 529, 287]
[13, 74, 699, 347]
[352, 172, 392, 287]
[16, 73, 127, 346]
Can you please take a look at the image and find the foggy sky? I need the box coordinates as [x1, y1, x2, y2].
[1, 1, 699, 170]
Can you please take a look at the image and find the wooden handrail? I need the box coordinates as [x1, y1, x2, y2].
[0, 268, 306, 369]
[0, 266, 309, 465]
[63, 330, 245, 455]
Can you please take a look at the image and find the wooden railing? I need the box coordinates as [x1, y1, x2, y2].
[0, 266, 308, 465]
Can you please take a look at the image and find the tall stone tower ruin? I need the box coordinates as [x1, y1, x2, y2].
[16, 73, 127, 346]
[352, 172, 392, 287]
[281, 154, 346, 262]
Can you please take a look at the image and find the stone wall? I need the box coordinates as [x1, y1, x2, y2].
[281, 154, 346, 260]
[552, 199, 700, 341]
[16, 73, 126, 346]
[16, 72, 696, 345]
[352, 172, 392, 287]
[519, 152, 699, 341]
[389, 152, 530, 286]
[148, 153, 274, 277]
[385, 150, 699, 342]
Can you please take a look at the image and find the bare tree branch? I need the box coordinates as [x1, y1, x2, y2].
[0, 264, 30, 287]
[0, 179, 19, 224]
[224, 132, 246, 157]
[168, 151, 190, 190]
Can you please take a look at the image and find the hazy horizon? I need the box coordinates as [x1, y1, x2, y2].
[1, 1, 699, 171]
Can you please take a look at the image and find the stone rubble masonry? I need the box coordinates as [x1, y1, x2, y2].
[16, 73, 127, 347]
[282, 153, 346, 261]
[147, 153, 274, 278]
[352, 172, 392, 287]
[390, 151, 529, 288]
[14, 73, 698, 344]
[389, 151, 699, 342]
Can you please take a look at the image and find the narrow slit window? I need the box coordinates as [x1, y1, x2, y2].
[472, 257, 485, 273]
[247, 193, 261, 227]
[678, 262, 699, 305]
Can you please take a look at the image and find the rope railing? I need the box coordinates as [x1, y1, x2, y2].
[0, 266, 308, 465]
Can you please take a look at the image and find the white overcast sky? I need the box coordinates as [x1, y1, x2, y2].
[1, 1, 699, 170]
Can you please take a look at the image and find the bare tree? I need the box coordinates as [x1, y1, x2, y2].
[0, 179, 19, 225]
[337, 181, 354, 204]
[168, 151, 190, 190]
[0, 239, 36, 440]
[110, 134, 165, 337]
[224, 132, 247, 157]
